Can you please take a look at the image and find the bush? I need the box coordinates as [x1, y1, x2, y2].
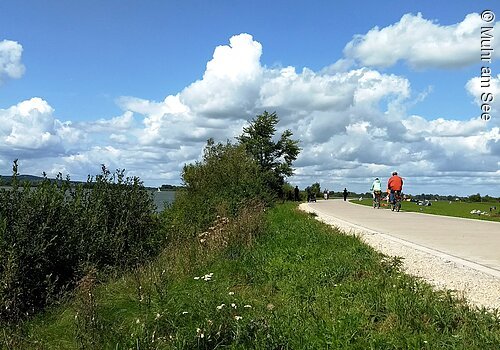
[0, 162, 160, 322]
[163, 139, 272, 239]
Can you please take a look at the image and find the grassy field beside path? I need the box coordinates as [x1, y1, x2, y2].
[7, 203, 500, 349]
[352, 199, 500, 222]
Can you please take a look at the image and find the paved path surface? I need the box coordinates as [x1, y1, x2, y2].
[307, 199, 500, 276]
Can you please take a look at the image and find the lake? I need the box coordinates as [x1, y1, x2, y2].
[152, 190, 176, 212]
[1, 186, 176, 213]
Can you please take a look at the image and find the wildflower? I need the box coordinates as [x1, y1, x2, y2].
[194, 276, 200, 280]
[136, 318, 140, 324]
[216, 303, 225, 310]
[231, 303, 237, 308]
[196, 328, 205, 338]
[423, 340, 428, 344]
[244, 305, 252, 308]
[155, 313, 161, 320]
[200, 239, 206, 243]
[228, 291, 235, 295]
[182, 311, 188, 315]
[234, 315, 242, 321]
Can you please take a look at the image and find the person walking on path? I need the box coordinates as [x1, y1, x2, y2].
[294, 186, 300, 201]
[343, 188, 349, 201]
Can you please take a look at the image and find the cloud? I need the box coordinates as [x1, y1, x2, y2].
[1, 33, 498, 196]
[0, 40, 25, 84]
[344, 13, 499, 69]
[180, 33, 263, 117]
[466, 73, 500, 113]
[0, 98, 63, 156]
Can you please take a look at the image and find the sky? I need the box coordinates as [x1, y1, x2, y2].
[0, 0, 499, 196]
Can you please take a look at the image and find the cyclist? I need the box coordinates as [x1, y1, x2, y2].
[387, 171, 403, 207]
[370, 177, 382, 208]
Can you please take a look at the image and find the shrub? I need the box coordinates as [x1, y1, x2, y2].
[164, 139, 272, 239]
[0, 162, 160, 322]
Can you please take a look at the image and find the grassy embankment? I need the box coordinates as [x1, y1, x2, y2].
[8, 203, 500, 349]
[352, 199, 500, 222]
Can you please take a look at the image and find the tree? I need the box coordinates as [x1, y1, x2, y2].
[176, 139, 272, 234]
[468, 193, 481, 202]
[310, 182, 321, 195]
[237, 111, 300, 197]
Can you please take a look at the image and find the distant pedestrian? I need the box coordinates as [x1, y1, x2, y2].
[343, 188, 349, 201]
[294, 186, 300, 201]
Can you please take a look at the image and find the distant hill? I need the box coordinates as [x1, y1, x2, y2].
[0, 174, 47, 185]
[159, 184, 184, 190]
[0, 174, 92, 187]
[0, 174, 184, 190]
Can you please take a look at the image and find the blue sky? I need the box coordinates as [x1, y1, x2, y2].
[0, 1, 499, 196]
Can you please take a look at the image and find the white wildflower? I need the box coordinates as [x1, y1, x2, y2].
[234, 315, 242, 321]
[182, 311, 188, 315]
[216, 303, 225, 310]
[228, 291, 235, 295]
[244, 305, 252, 308]
[231, 303, 237, 308]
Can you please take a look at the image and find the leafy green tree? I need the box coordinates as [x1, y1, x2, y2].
[468, 193, 481, 202]
[310, 182, 321, 196]
[170, 139, 271, 237]
[237, 111, 300, 198]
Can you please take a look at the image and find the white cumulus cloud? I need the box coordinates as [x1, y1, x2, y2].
[344, 13, 499, 69]
[1, 32, 499, 196]
[0, 39, 25, 84]
[0, 98, 61, 154]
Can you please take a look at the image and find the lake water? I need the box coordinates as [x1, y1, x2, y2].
[152, 190, 176, 212]
[1, 186, 176, 213]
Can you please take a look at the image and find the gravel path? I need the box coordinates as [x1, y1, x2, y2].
[299, 203, 500, 311]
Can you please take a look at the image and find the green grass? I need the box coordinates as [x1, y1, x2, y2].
[5, 203, 500, 349]
[352, 199, 500, 222]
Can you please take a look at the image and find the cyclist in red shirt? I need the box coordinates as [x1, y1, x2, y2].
[387, 171, 403, 205]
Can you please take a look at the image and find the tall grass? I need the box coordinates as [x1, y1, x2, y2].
[6, 203, 499, 349]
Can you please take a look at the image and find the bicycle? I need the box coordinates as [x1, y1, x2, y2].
[373, 190, 381, 208]
[391, 191, 402, 212]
